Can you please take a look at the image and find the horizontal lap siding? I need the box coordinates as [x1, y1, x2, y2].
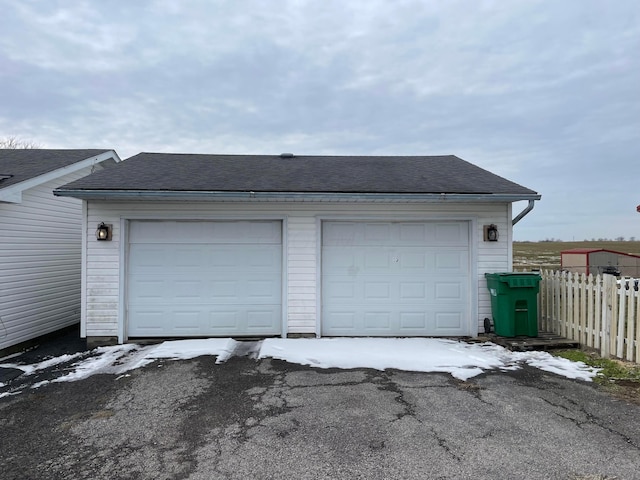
[286, 216, 317, 333]
[86, 201, 510, 339]
[86, 223, 120, 337]
[477, 210, 511, 332]
[0, 168, 96, 350]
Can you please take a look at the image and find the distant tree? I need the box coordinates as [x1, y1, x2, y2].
[0, 136, 40, 149]
[615, 236, 625, 241]
[631, 237, 636, 242]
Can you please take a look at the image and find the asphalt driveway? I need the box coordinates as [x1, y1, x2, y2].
[1, 333, 639, 480]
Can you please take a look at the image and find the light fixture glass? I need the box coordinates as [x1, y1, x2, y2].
[96, 222, 110, 241]
[487, 224, 498, 242]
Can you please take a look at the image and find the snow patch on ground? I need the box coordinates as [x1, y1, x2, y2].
[1, 351, 87, 376]
[258, 338, 599, 382]
[1, 338, 600, 398]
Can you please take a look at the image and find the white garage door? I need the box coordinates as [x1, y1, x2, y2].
[322, 221, 470, 336]
[127, 221, 282, 337]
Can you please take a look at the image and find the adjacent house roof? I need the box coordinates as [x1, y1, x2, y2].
[562, 248, 640, 259]
[0, 149, 121, 203]
[55, 153, 540, 202]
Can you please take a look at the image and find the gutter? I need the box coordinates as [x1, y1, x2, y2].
[53, 189, 542, 203]
[512, 199, 537, 226]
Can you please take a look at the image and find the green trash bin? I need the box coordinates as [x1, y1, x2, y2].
[484, 272, 541, 337]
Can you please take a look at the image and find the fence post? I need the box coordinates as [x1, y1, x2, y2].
[601, 274, 616, 358]
[539, 270, 548, 331]
[554, 270, 562, 335]
[617, 286, 626, 358]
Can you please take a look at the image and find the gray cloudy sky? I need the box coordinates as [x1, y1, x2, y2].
[1, 0, 638, 241]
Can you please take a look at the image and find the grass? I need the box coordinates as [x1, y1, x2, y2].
[513, 241, 640, 271]
[554, 350, 640, 383]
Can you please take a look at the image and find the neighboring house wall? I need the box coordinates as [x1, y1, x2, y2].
[561, 253, 587, 274]
[0, 166, 102, 351]
[84, 200, 511, 342]
[562, 250, 640, 277]
[618, 255, 640, 277]
[588, 252, 619, 275]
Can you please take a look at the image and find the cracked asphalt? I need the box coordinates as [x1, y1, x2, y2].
[1, 338, 640, 480]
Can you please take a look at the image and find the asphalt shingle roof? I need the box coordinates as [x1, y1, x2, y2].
[0, 149, 111, 189]
[58, 153, 538, 196]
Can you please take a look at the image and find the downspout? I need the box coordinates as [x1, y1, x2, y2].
[512, 199, 536, 226]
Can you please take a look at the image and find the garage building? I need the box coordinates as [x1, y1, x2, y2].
[54, 153, 540, 346]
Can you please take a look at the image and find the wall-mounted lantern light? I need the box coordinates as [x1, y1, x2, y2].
[96, 222, 112, 241]
[484, 224, 499, 242]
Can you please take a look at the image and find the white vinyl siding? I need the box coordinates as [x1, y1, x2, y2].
[286, 215, 317, 333]
[84, 200, 511, 341]
[0, 167, 98, 351]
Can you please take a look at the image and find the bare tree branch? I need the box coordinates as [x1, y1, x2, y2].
[0, 136, 41, 149]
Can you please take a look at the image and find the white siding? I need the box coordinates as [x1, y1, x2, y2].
[0, 166, 99, 351]
[84, 200, 511, 341]
[286, 215, 317, 333]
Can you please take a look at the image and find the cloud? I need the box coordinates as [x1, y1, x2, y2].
[0, 0, 639, 240]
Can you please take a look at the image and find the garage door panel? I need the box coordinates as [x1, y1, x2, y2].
[399, 282, 427, 299]
[324, 278, 427, 304]
[174, 248, 204, 267]
[323, 222, 357, 245]
[434, 222, 467, 244]
[364, 250, 392, 268]
[247, 310, 281, 328]
[325, 246, 467, 275]
[208, 249, 238, 267]
[172, 311, 202, 332]
[128, 246, 171, 273]
[324, 221, 465, 247]
[127, 221, 282, 337]
[324, 307, 444, 334]
[324, 275, 468, 304]
[209, 310, 240, 330]
[364, 281, 391, 300]
[436, 311, 463, 329]
[246, 279, 280, 300]
[364, 223, 392, 242]
[130, 310, 166, 335]
[130, 220, 281, 244]
[324, 281, 355, 299]
[131, 277, 281, 305]
[435, 251, 467, 271]
[399, 252, 427, 269]
[322, 221, 470, 336]
[400, 312, 427, 329]
[398, 223, 427, 242]
[244, 246, 282, 268]
[364, 312, 391, 329]
[325, 308, 467, 335]
[435, 282, 463, 300]
[209, 280, 237, 298]
[326, 312, 356, 330]
[321, 248, 357, 270]
[129, 278, 167, 300]
[172, 280, 201, 298]
[208, 307, 282, 332]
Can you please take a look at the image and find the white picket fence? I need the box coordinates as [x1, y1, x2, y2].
[538, 270, 640, 362]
